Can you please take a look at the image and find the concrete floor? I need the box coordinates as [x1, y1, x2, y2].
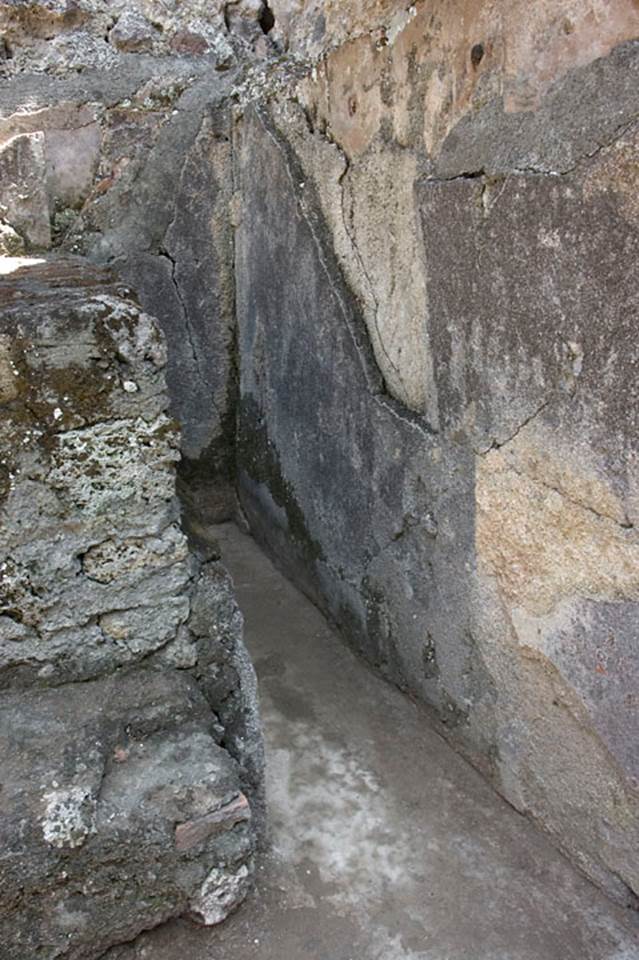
[115, 523, 639, 960]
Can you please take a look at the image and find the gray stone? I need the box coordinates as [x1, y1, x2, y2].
[0, 0, 239, 73]
[190, 560, 266, 829]
[0, 255, 263, 956]
[109, 12, 157, 53]
[0, 257, 184, 686]
[0, 669, 254, 960]
[0, 5, 249, 521]
[0, 131, 50, 249]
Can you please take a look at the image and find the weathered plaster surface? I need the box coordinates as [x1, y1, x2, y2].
[283, 0, 639, 412]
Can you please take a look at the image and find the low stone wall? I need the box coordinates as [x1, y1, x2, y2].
[0, 256, 263, 958]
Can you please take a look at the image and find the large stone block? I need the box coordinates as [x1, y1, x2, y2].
[0, 669, 254, 960]
[0, 256, 186, 686]
[0, 131, 51, 249]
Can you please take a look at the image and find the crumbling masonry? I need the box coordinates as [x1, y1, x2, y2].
[1, 0, 639, 956]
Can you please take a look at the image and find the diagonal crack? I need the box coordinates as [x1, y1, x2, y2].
[425, 115, 639, 186]
[251, 105, 436, 441]
[491, 456, 635, 530]
[478, 398, 551, 455]
[158, 246, 211, 400]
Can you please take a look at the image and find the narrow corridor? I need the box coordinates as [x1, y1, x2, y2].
[112, 524, 639, 960]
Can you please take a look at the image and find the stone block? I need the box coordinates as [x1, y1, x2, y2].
[0, 669, 254, 960]
[0, 256, 185, 686]
[0, 132, 51, 249]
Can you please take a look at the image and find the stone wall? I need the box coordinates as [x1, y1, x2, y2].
[2, 0, 639, 929]
[0, 256, 263, 958]
[233, 0, 639, 907]
[0, 0, 276, 522]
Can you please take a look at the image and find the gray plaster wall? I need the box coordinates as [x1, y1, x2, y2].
[233, 14, 639, 907]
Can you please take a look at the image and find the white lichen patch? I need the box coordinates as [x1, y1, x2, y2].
[189, 862, 252, 925]
[82, 524, 188, 584]
[42, 785, 96, 849]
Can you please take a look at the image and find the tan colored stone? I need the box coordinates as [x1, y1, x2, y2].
[298, 0, 639, 160]
[175, 793, 251, 851]
[271, 100, 436, 414]
[476, 445, 639, 616]
[471, 581, 639, 900]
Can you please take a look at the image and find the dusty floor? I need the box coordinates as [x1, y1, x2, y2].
[114, 523, 639, 960]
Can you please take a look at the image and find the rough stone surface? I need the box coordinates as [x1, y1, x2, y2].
[0, 670, 253, 960]
[233, 5, 639, 908]
[0, 257, 263, 957]
[2, 0, 639, 941]
[0, 0, 239, 75]
[0, 130, 51, 249]
[0, 257, 183, 685]
[189, 556, 266, 826]
[0, 0, 269, 521]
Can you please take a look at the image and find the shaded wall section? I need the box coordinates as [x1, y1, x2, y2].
[233, 5, 639, 906]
